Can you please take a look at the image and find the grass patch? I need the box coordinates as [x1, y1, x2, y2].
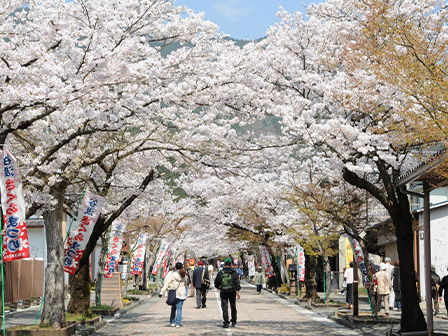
[65, 313, 97, 322]
[127, 289, 150, 294]
[91, 304, 115, 310]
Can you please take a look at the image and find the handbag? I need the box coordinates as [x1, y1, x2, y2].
[201, 269, 210, 290]
[166, 281, 181, 306]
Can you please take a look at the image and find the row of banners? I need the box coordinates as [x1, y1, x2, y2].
[0, 148, 148, 280]
[0, 149, 378, 290]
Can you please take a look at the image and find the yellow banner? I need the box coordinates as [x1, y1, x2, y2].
[345, 237, 353, 268]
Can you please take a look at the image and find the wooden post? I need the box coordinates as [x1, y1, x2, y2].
[353, 256, 359, 316]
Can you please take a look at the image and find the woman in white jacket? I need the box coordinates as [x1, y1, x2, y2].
[159, 262, 188, 327]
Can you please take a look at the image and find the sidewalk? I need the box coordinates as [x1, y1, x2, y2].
[288, 289, 448, 336]
[93, 282, 362, 336]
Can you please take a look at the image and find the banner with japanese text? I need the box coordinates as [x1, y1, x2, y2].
[104, 221, 127, 278]
[64, 191, 105, 274]
[259, 245, 274, 276]
[162, 253, 168, 278]
[169, 248, 176, 267]
[130, 233, 147, 275]
[0, 149, 30, 261]
[345, 237, 354, 268]
[297, 245, 305, 282]
[347, 235, 373, 289]
[151, 240, 169, 275]
[247, 255, 255, 277]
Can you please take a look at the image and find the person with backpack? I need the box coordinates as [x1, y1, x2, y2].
[214, 258, 241, 328]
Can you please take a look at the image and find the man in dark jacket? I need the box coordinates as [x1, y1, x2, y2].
[438, 266, 448, 315]
[192, 260, 209, 309]
[214, 258, 241, 328]
[431, 265, 440, 315]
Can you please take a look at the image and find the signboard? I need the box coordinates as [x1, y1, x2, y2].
[64, 191, 105, 274]
[0, 149, 30, 261]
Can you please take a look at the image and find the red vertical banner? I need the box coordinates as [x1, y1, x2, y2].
[259, 246, 274, 276]
[0, 149, 30, 261]
[162, 253, 168, 279]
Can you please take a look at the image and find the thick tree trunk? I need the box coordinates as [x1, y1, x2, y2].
[343, 166, 426, 331]
[265, 245, 283, 289]
[40, 187, 66, 328]
[67, 262, 92, 316]
[68, 217, 106, 314]
[304, 253, 319, 301]
[393, 190, 427, 332]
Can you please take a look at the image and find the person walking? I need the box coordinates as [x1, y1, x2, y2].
[208, 262, 214, 280]
[343, 262, 354, 309]
[214, 258, 241, 328]
[431, 265, 440, 315]
[393, 260, 401, 310]
[438, 266, 448, 315]
[254, 266, 265, 294]
[187, 264, 195, 298]
[159, 262, 187, 328]
[375, 263, 392, 316]
[193, 260, 210, 309]
[384, 257, 395, 310]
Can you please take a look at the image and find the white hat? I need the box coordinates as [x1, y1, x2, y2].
[380, 264, 387, 270]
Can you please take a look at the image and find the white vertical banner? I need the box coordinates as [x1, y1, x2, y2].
[248, 255, 256, 277]
[259, 245, 274, 276]
[130, 233, 147, 275]
[64, 191, 105, 274]
[151, 240, 169, 275]
[104, 221, 127, 278]
[0, 149, 30, 261]
[297, 245, 305, 282]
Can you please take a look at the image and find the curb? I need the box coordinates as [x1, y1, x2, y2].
[92, 290, 160, 334]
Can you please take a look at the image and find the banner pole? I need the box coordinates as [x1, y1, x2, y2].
[296, 247, 299, 296]
[99, 226, 111, 306]
[1, 208, 6, 336]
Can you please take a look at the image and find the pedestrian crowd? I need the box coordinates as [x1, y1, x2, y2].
[159, 257, 243, 329]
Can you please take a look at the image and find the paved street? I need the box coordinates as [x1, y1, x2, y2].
[93, 282, 362, 336]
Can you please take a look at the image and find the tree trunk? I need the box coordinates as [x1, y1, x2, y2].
[66, 261, 92, 316]
[265, 245, 282, 289]
[40, 186, 66, 328]
[343, 166, 426, 331]
[393, 190, 427, 332]
[68, 217, 106, 314]
[304, 253, 319, 301]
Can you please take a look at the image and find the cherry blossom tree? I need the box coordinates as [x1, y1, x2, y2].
[230, 2, 427, 331]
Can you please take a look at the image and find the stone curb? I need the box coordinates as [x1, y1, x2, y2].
[90, 290, 160, 335]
